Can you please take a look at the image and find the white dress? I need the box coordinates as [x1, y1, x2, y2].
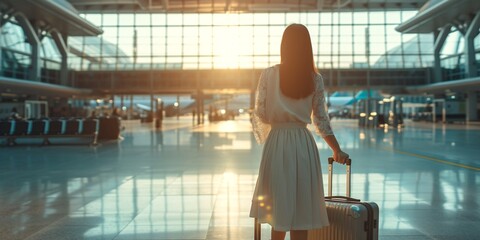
[249, 65, 333, 231]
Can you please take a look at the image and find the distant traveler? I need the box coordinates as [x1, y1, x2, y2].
[249, 24, 349, 240]
[112, 108, 122, 118]
[192, 109, 196, 124]
[89, 110, 97, 119]
[9, 107, 23, 120]
[156, 103, 163, 129]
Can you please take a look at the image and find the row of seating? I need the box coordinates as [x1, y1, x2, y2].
[0, 118, 99, 146]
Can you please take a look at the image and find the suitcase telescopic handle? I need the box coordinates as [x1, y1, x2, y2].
[327, 157, 352, 197]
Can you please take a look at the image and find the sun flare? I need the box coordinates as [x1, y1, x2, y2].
[213, 28, 242, 68]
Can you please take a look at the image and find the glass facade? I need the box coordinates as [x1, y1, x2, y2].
[440, 29, 480, 80]
[4, 9, 480, 82]
[0, 17, 62, 83]
[69, 10, 434, 71]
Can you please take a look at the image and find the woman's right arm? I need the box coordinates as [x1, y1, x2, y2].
[323, 135, 349, 164]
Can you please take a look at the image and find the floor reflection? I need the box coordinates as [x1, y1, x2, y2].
[0, 118, 478, 239]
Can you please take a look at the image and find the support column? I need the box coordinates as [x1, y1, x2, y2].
[398, 99, 404, 126]
[15, 13, 40, 81]
[442, 103, 446, 123]
[129, 95, 133, 120]
[352, 90, 357, 118]
[176, 95, 180, 120]
[433, 25, 451, 82]
[200, 95, 204, 124]
[154, 97, 159, 129]
[196, 92, 201, 125]
[433, 99, 446, 123]
[466, 91, 478, 122]
[150, 95, 154, 122]
[196, 71, 201, 125]
[51, 30, 68, 86]
[465, 12, 480, 78]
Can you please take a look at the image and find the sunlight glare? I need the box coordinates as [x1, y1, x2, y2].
[217, 121, 238, 132]
[213, 26, 242, 68]
[223, 171, 237, 183]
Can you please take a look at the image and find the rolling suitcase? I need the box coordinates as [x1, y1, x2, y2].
[308, 157, 379, 240]
[254, 158, 379, 240]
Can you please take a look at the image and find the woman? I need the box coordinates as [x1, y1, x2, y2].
[249, 24, 349, 240]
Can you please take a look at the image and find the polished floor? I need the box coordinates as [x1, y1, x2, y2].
[0, 116, 479, 240]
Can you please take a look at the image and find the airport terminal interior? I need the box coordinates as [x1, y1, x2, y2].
[0, 0, 479, 239]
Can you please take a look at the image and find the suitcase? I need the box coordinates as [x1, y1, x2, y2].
[308, 157, 379, 240]
[254, 157, 379, 240]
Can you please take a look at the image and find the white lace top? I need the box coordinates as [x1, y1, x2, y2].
[252, 65, 333, 144]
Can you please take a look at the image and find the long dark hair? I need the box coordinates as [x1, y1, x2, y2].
[280, 24, 317, 99]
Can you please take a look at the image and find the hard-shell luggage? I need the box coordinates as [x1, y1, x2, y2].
[254, 157, 379, 240]
[308, 158, 379, 240]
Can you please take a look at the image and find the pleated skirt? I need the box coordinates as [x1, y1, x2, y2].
[249, 123, 329, 232]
